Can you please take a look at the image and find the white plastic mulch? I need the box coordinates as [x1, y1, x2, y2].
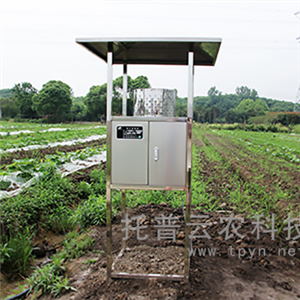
[2, 134, 106, 154]
[0, 125, 104, 136]
[0, 151, 107, 199]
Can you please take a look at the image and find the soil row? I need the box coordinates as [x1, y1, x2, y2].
[202, 132, 300, 213]
[1, 139, 106, 166]
[193, 134, 245, 207]
[203, 132, 300, 189]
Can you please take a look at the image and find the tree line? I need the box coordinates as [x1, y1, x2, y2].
[0, 79, 296, 124]
[0, 76, 150, 123]
[176, 86, 295, 124]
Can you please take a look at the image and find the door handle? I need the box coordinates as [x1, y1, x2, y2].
[154, 147, 159, 161]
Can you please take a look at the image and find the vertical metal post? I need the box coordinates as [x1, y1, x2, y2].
[106, 48, 113, 281]
[107, 50, 113, 122]
[122, 64, 128, 116]
[187, 52, 194, 119]
[184, 118, 192, 282]
[121, 189, 126, 249]
[185, 51, 194, 281]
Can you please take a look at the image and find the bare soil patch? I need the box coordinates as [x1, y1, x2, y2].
[40, 204, 300, 300]
[113, 245, 185, 275]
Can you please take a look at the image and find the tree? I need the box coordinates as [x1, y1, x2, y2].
[32, 80, 72, 122]
[207, 86, 222, 106]
[129, 76, 150, 92]
[203, 106, 220, 123]
[176, 101, 187, 117]
[11, 82, 38, 118]
[263, 98, 293, 111]
[236, 86, 258, 100]
[84, 75, 151, 120]
[225, 109, 241, 123]
[253, 99, 269, 115]
[0, 89, 12, 98]
[227, 98, 269, 123]
[234, 98, 257, 123]
[69, 97, 87, 121]
[84, 84, 107, 121]
[0, 97, 19, 118]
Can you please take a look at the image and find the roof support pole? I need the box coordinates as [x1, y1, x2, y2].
[187, 52, 194, 119]
[184, 51, 194, 281]
[106, 48, 113, 281]
[107, 50, 113, 121]
[122, 64, 128, 116]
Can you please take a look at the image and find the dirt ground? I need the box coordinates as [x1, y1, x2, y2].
[40, 204, 300, 300]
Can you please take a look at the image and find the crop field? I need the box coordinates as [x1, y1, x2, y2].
[193, 125, 300, 218]
[0, 121, 299, 299]
[0, 121, 106, 151]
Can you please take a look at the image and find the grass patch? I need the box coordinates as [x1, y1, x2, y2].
[0, 227, 34, 277]
[28, 230, 94, 297]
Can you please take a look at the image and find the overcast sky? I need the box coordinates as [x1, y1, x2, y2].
[1, 0, 299, 102]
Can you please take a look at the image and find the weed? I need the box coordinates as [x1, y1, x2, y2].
[0, 227, 34, 276]
[77, 181, 92, 198]
[62, 231, 95, 259]
[48, 206, 76, 233]
[51, 255, 67, 275]
[29, 264, 76, 297]
[0, 243, 13, 264]
[92, 249, 104, 254]
[82, 258, 98, 265]
[74, 194, 110, 229]
[90, 168, 106, 195]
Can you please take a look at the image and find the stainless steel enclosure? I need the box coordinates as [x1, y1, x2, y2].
[111, 118, 187, 188]
[76, 38, 222, 282]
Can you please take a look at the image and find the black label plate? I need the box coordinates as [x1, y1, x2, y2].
[116, 126, 143, 139]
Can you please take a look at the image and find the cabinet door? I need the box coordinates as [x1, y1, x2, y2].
[149, 122, 187, 187]
[111, 121, 148, 185]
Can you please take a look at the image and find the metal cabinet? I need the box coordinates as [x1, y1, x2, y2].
[111, 119, 187, 188]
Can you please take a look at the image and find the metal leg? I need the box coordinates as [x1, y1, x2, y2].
[106, 186, 112, 280]
[184, 189, 191, 282]
[184, 118, 192, 282]
[106, 120, 112, 281]
[106, 49, 113, 281]
[121, 189, 126, 250]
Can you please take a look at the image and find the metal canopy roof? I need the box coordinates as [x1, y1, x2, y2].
[76, 38, 221, 66]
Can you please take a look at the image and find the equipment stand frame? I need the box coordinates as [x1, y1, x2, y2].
[106, 48, 194, 282]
